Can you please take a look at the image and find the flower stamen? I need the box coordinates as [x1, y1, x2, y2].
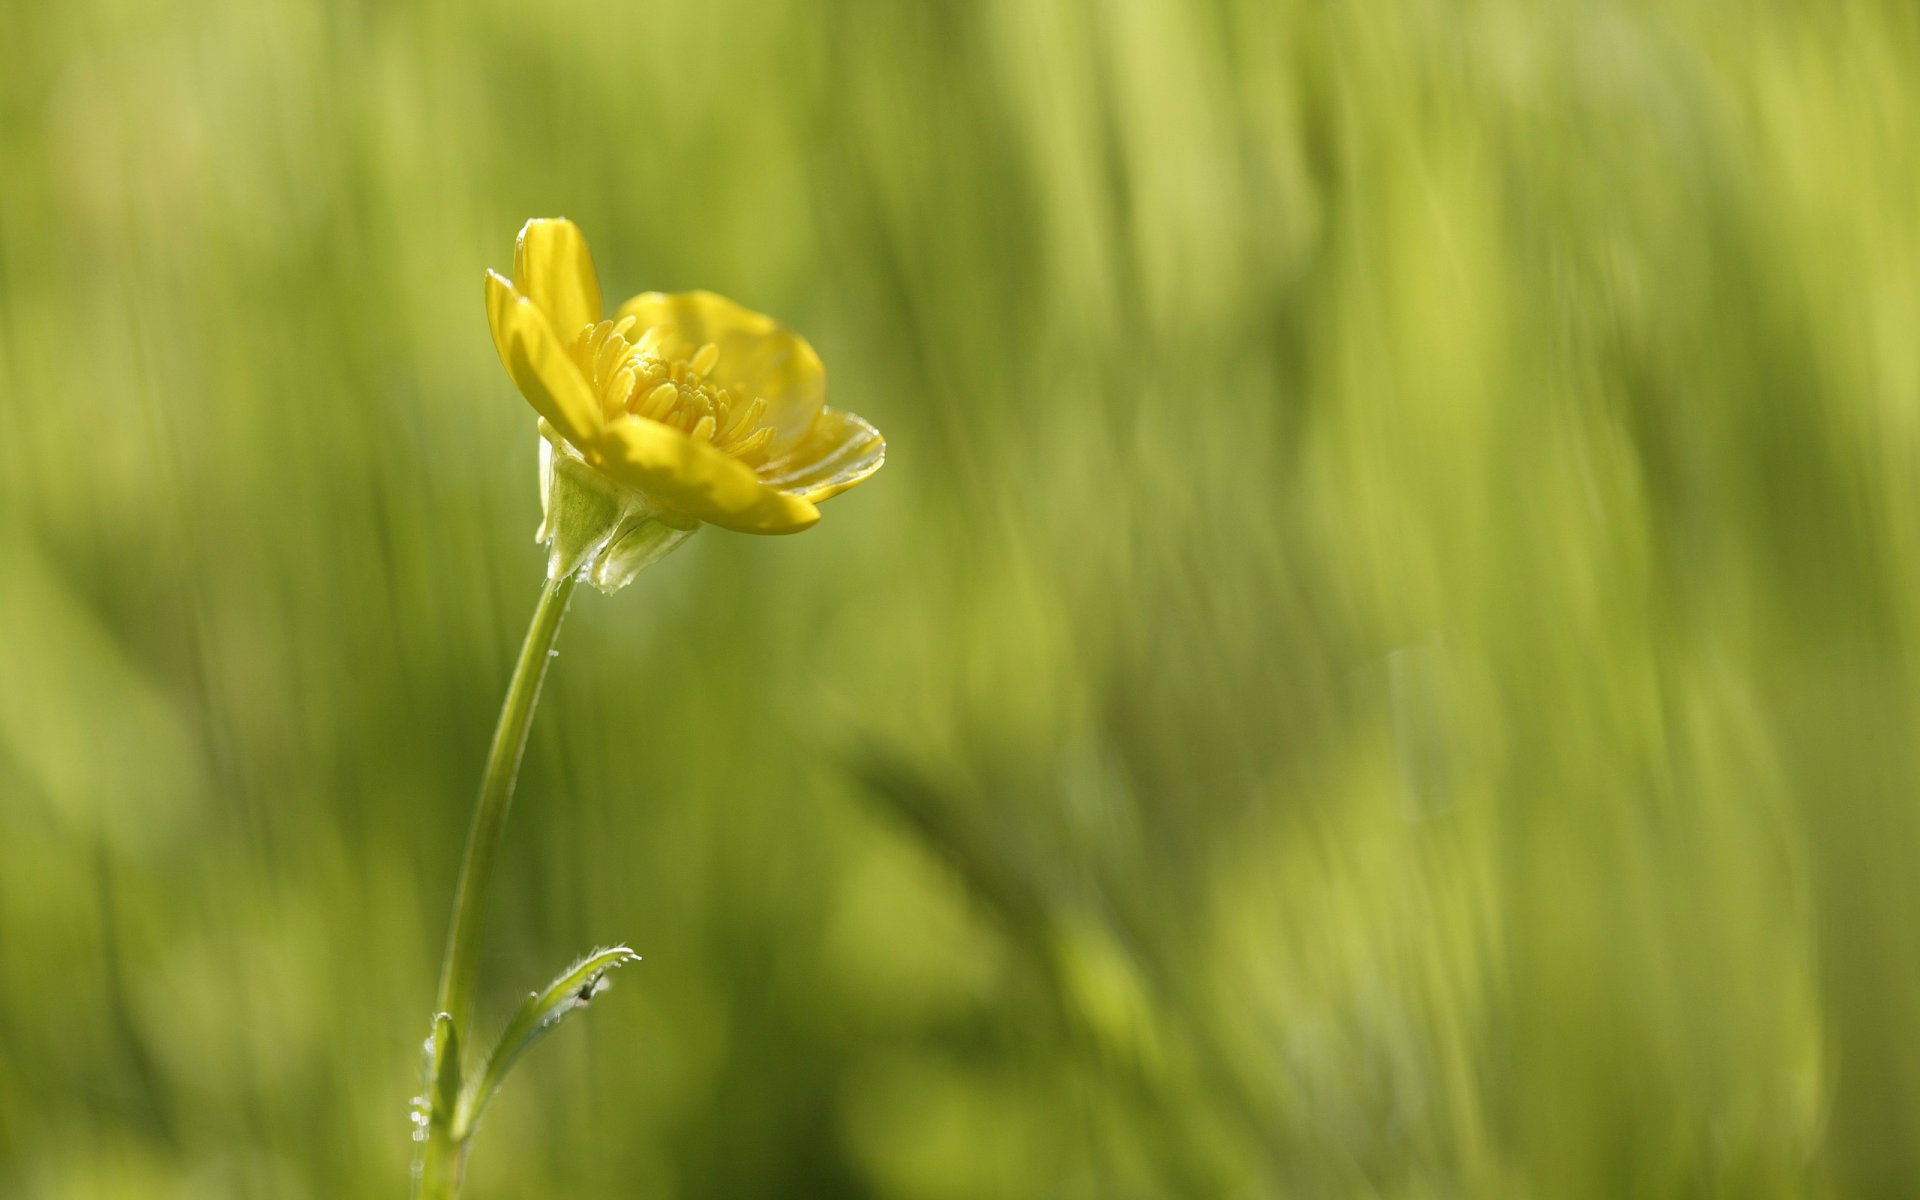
[571, 321, 775, 461]
[640, 382, 679, 420]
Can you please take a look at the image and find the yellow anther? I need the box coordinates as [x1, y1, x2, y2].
[722, 395, 767, 441]
[572, 324, 777, 462]
[609, 366, 637, 410]
[594, 327, 626, 382]
[730, 427, 774, 459]
[640, 382, 679, 418]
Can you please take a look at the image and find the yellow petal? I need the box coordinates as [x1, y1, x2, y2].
[512, 218, 603, 342]
[758, 407, 887, 504]
[485, 270, 602, 446]
[589, 417, 821, 535]
[613, 290, 825, 454]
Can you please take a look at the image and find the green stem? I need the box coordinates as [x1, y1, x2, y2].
[419, 572, 577, 1199]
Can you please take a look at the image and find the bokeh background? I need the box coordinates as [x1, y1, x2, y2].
[4, 0, 1920, 1195]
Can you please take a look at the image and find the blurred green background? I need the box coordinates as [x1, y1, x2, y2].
[3, 0, 1919, 1195]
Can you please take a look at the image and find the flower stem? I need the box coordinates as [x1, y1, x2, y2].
[419, 572, 578, 1199]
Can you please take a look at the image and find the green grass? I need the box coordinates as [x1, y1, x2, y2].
[3, 0, 1919, 1194]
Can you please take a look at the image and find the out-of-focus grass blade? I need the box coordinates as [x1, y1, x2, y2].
[456, 947, 640, 1137]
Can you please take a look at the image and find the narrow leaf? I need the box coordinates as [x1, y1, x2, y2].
[411, 1011, 462, 1179]
[428, 1012, 462, 1119]
[456, 946, 640, 1136]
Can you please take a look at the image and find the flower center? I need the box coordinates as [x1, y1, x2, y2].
[571, 318, 774, 460]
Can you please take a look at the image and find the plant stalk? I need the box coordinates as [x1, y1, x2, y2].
[418, 572, 577, 1199]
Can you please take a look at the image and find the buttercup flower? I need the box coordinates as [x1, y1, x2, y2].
[485, 218, 884, 589]
[420, 219, 888, 1200]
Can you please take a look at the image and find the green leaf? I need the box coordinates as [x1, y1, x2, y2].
[429, 1013, 462, 1117]
[455, 946, 640, 1137]
[412, 1011, 462, 1177]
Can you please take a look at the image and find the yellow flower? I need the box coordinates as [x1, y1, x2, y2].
[484, 218, 885, 585]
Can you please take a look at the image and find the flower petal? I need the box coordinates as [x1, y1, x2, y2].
[613, 290, 826, 454]
[758, 408, 887, 504]
[485, 270, 602, 446]
[512, 218, 603, 342]
[589, 417, 821, 535]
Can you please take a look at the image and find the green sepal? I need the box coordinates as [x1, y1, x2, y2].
[590, 519, 697, 593]
[534, 430, 698, 588]
[541, 452, 635, 582]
